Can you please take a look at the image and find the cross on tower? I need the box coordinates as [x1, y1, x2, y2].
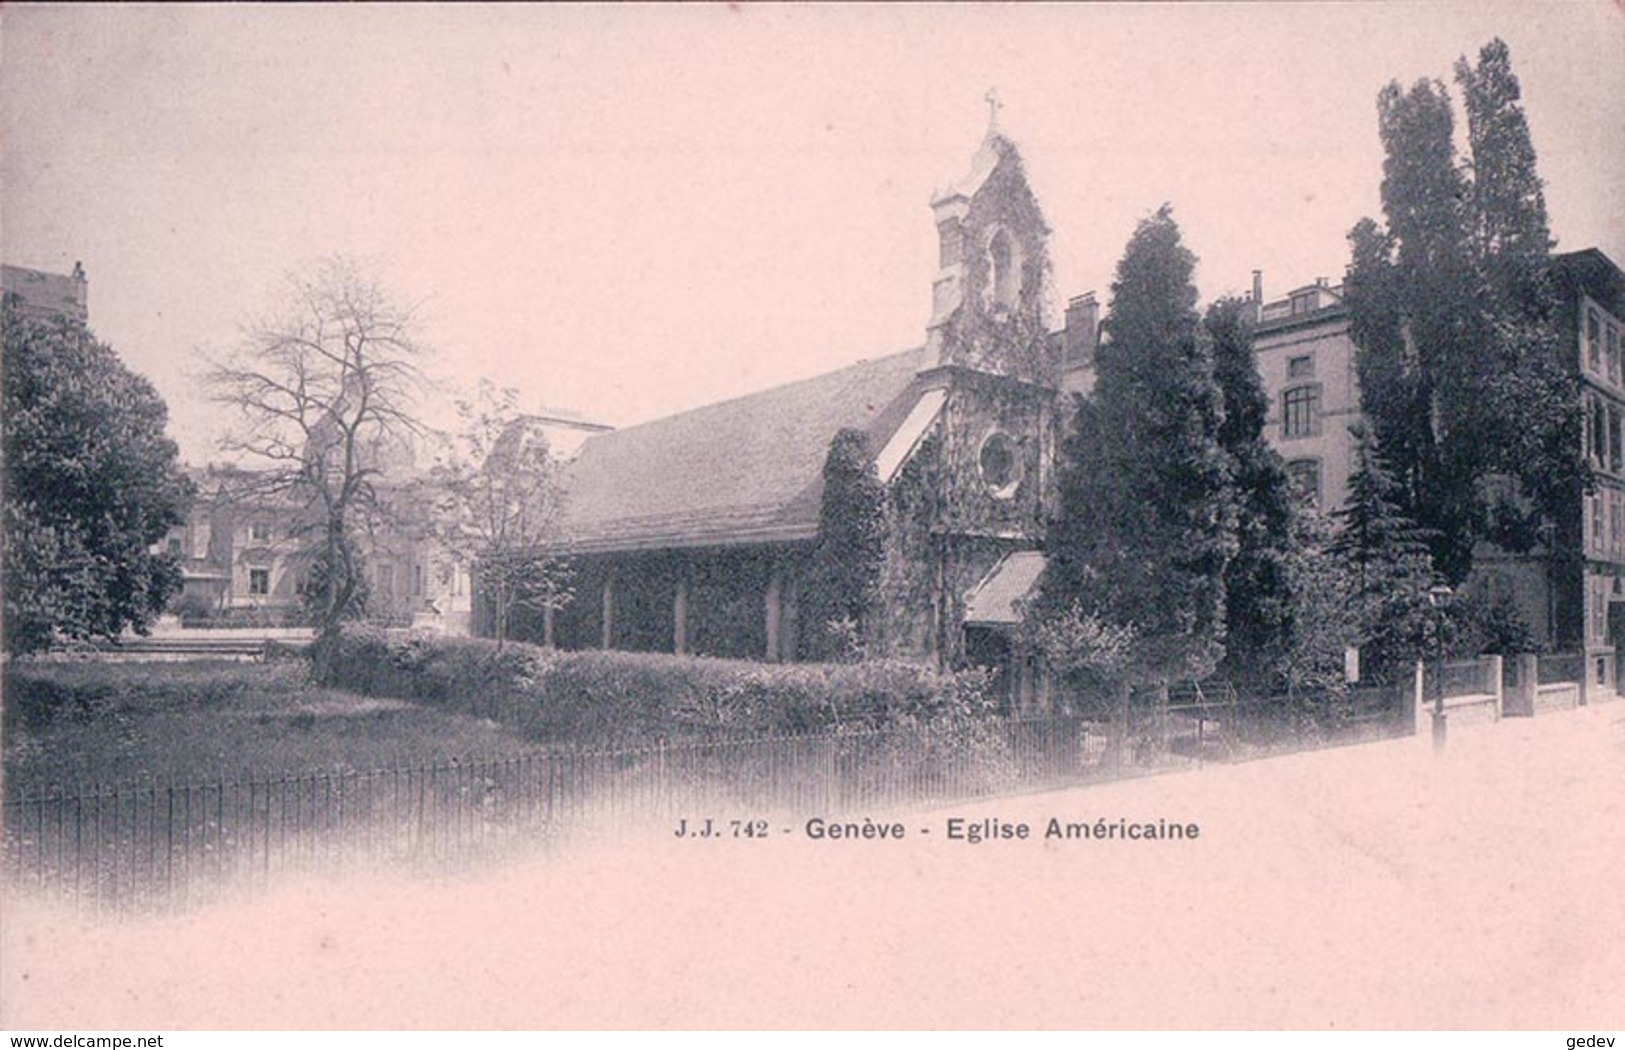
[984, 87, 1003, 132]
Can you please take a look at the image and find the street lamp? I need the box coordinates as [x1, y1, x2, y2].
[1427, 584, 1454, 751]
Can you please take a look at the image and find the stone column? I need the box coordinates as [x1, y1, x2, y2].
[765, 570, 783, 663]
[1506, 653, 1537, 717]
[673, 579, 690, 656]
[780, 571, 799, 661]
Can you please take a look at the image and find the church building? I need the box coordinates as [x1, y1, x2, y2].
[531, 125, 1100, 709]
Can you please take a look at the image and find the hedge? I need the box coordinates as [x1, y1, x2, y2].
[319, 626, 995, 744]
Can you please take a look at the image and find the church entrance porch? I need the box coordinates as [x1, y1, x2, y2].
[542, 545, 804, 662]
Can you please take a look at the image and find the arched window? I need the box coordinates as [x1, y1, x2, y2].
[985, 227, 1022, 310]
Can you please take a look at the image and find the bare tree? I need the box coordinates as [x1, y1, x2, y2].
[203, 258, 426, 663]
[430, 381, 571, 648]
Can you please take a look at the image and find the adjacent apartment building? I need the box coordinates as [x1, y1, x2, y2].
[1250, 249, 1625, 688]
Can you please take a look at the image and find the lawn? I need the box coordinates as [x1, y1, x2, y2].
[2, 658, 537, 793]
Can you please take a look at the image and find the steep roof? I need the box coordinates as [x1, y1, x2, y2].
[559, 347, 934, 553]
[931, 132, 1015, 205]
[1554, 248, 1625, 318]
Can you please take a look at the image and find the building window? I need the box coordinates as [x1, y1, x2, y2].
[1591, 396, 1607, 466]
[249, 568, 270, 596]
[1592, 495, 1605, 556]
[1605, 404, 1618, 474]
[1589, 308, 1602, 371]
[250, 521, 272, 543]
[1281, 385, 1321, 438]
[978, 431, 1022, 499]
[1610, 323, 1620, 384]
[1592, 579, 1607, 645]
[938, 221, 964, 268]
[1285, 458, 1322, 505]
[413, 564, 425, 596]
[1286, 355, 1314, 379]
[167, 537, 183, 556]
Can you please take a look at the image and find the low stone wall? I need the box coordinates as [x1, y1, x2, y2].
[1534, 682, 1582, 715]
[1412, 656, 1502, 735]
[1444, 693, 1500, 729]
[142, 623, 317, 641]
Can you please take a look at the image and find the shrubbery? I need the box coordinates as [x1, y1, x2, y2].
[319, 626, 997, 745]
[3, 659, 304, 732]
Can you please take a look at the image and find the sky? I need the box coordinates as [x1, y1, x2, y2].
[4, 2, 1623, 465]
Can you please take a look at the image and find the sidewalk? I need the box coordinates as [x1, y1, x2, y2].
[5, 702, 1621, 1029]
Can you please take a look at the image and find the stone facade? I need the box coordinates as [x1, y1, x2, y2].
[527, 128, 1092, 711]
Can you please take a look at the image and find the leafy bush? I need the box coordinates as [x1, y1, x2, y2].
[318, 627, 991, 744]
[3, 659, 302, 732]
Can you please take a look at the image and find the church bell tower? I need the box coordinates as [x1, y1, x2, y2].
[924, 92, 1058, 388]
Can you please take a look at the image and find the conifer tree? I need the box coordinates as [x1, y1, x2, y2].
[1208, 296, 1300, 683]
[806, 428, 887, 659]
[1331, 423, 1439, 675]
[1037, 206, 1237, 690]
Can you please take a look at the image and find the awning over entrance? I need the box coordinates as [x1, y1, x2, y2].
[964, 550, 1047, 626]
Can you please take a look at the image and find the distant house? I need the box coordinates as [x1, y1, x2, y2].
[160, 460, 475, 633]
[1, 262, 89, 325]
[524, 128, 1102, 712]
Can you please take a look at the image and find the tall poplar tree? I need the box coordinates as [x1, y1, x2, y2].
[1345, 40, 1585, 585]
[1037, 206, 1237, 691]
[1456, 38, 1552, 309]
[1453, 38, 1586, 536]
[1345, 77, 1481, 582]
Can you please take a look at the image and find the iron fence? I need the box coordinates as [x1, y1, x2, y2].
[1438, 658, 1494, 698]
[1537, 652, 1585, 685]
[5, 682, 1409, 916]
[3, 715, 1116, 914]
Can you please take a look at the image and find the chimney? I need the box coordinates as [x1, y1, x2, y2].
[1063, 292, 1099, 367]
[1251, 270, 1264, 322]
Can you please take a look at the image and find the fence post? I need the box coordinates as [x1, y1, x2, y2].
[1507, 653, 1537, 717]
[1486, 655, 1503, 721]
[1412, 660, 1426, 737]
